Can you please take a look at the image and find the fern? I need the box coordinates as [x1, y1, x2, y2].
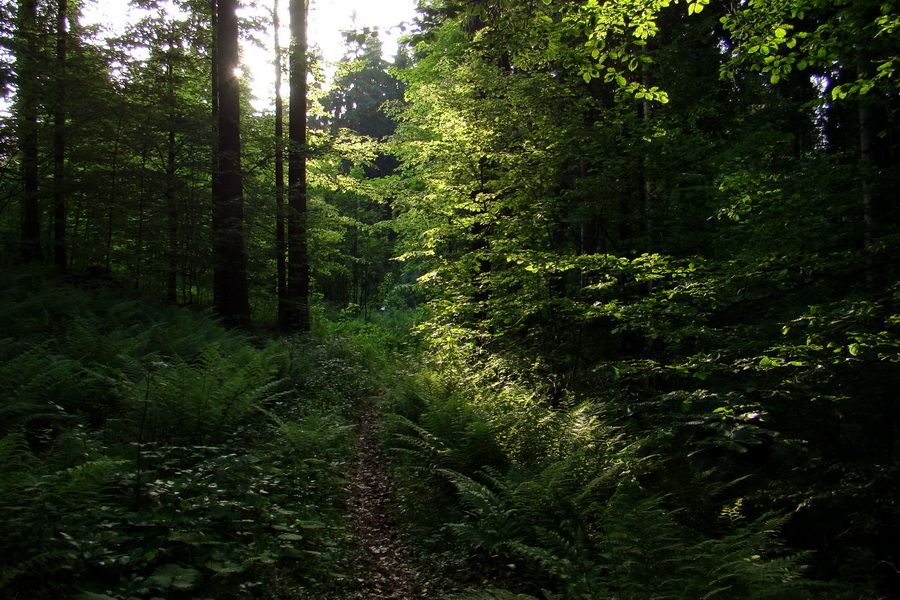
[441, 468, 508, 516]
[384, 413, 453, 465]
[675, 514, 816, 600]
[382, 378, 509, 477]
[279, 411, 354, 465]
[0, 434, 34, 520]
[0, 273, 376, 598]
[147, 305, 249, 362]
[0, 433, 121, 596]
[0, 346, 82, 437]
[508, 526, 609, 600]
[130, 344, 284, 444]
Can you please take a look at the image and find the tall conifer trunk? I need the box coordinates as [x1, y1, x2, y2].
[52, 0, 67, 269]
[211, 0, 220, 206]
[17, 0, 41, 261]
[212, 0, 251, 326]
[165, 30, 179, 303]
[284, 0, 310, 332]
[165, 125, 178, 303]
[274, 0, 288, 326]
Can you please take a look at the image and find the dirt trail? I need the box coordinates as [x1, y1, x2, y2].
[343, 400, 438, 600]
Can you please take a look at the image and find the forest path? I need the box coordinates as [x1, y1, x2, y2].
[341, 398, 442, 600]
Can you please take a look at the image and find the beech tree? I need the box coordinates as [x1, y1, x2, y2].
[393, 0, 900, 592]
[721, 0, 900, 287]
[313, 29, 405, 312]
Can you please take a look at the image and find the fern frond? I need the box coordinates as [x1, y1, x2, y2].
[439, 468, 527, 554]
[439, 468, 507, 516]
[0, 347, 82, 436]
[384, 413, 452, 460]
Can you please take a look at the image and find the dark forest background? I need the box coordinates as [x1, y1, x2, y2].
[1, 0, 899, 598]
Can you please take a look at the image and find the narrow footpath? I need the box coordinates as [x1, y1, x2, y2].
[342, 399, 438, 600]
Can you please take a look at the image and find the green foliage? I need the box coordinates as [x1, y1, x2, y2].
[383, 372, 833, 599]
[128, 343, 285, 444]
[0, 273, 374, 599]
[389, 0, 899, 594]
[449, 588, 543, 600]
[3, 0, 898, 596]
[721, 0, 900, 99]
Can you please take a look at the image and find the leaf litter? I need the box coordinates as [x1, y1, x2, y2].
[341, 399, 437, 599]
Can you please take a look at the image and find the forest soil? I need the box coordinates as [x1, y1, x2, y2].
[340, 398, 443, 600]
[335, 398, 522, 600]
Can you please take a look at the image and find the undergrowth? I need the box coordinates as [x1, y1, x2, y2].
[3, 268, 883, 599]
[0, 271, 383, 599]
[380, 349, 875, 599]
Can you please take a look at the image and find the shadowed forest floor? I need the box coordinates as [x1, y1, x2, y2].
[341, 399, 437, 600]
[338, 398, 522, 600]
[290, 395, 526, 600]
[3, 273, 897, 599]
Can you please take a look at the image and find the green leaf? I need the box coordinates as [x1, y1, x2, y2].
[148, 564, 201, 591]
[206, 561, 245, 574]
[298, 520, 327, 529]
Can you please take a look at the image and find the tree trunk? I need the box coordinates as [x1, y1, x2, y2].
[52, 0, 67, 269]
[212, 0, 252, 326]
[135, 142, 149, 290]
[859, 103, 891, 248]
[165, 126, 178, 304]
[18, 0, 41, 261]
[105, 118, 123, 273]
[274, 0, 288, 325]
[857, 50, 895, 293]
[165, 33, 179, 303]
[284, 0, 310, 332]
[211, 0, 220, 218]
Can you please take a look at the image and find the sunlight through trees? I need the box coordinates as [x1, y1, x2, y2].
[1, 0, 898, 597]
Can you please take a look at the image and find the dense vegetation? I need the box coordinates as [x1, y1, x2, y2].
[0, 270, 384, 598]
[1, 0, 899, 598]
